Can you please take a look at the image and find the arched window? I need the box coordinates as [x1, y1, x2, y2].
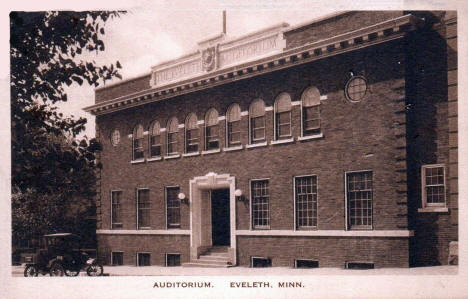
[274, 93, 292, 140]
[132, 124, 144, 160]
[149, 121, 161, 158]
[249, 99, 266, 144]
[301, 87, 321, 136]
[185, 113, 199, 153]
[226, 103, 241, 147]
[205, 108, 219, 150]
[166, 117, 179, 155]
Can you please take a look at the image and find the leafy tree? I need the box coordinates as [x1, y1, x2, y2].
[10, 11, 124, 247]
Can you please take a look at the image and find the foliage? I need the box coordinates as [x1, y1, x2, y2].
[10, 11, 123, 243]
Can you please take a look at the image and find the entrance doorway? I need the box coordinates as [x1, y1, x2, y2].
[211, 189, 230, 246]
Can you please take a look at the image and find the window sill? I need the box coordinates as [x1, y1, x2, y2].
[271, 137, 294, 145]
[202, 148, 221, 155]
[418, 207, 449, 213]
[246, 142, 268, 149]
[296, 226, 318, 231]
[167, 226, 181, 230]
[223, 145, 243, 152]
[183, 152, 200, 157]
[147, 157, 162, 162]
[164, 154, 180, 159]
[137, 227, 151, 230]
[252, 226, 270, 230]
[131, 159, 145, 164]
[298, 133, 323, 141]
[348, 226, 373, 231]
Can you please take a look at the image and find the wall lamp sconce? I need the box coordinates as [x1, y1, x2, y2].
[235, 189, 244, 201]
[178, 192, 189, 204]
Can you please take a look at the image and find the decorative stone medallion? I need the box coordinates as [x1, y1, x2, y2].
[202, 46, 216, 72]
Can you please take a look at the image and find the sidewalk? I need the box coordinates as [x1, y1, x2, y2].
[104, 265, 458, 276]
[12, 265, 457, 277]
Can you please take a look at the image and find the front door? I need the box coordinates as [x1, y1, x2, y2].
[211, 189, 230, 246]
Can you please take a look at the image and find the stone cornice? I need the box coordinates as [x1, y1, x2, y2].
[84, 14, 423, 116]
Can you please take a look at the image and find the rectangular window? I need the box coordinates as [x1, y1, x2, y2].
[345, 262, 374, 270]
[166, 187, 181, 229]
[276, 111, 291, 139]
[137, 253, 151, 266]
[111, 191, 123, 229]
[295, 176, 318, 229]
[251, 257, 272, 268]
[150, 135, 161, 157]
[346, 171, 373, 230]
[133, 138, 144, 160]
[112, 252, 123, 265]
[422, 165, 446, 207]
[227, 121, 241, 146]
[251, 180, 269, 229]
[167, 132, 178, 155]
[205, 125, 219, 150]
[137, 189, 150, 229]
[303, 106, 320, 136]
[166, 253, 181, 267]
[185, 129, 199, 153]
[251, 116, 266, 143]
[295, 259, 319, 268]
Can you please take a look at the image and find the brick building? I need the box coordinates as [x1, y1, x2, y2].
[84, 11, 458, 268]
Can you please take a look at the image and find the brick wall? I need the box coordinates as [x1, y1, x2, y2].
[237, 236, 409, 268]
[405, 11, 457, 266]
[95, 39, 411, 267]
[284, 11, 404, 49]
[97, 234, 190, 266]
[95, 74, 152, 104]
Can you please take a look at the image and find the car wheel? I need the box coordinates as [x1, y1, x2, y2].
[86, 264, 103, 276]
[24, 265, 39, 277]
[50, 262, 65, 276]
[64, 268, 80, 276]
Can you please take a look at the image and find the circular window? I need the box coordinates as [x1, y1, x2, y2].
[345, 76, 367, 102]
[111, 129, 120, 146]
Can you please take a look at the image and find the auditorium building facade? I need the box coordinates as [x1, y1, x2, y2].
[84, 11, 458, 268]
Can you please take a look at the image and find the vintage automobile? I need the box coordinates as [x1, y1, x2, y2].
[22, 233, 103, 277]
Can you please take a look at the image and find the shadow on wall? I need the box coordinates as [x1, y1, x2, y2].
[405, 11, 454, 267]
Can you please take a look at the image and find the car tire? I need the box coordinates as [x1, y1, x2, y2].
[65, 268, 80, 276]
[86, 264, 103, 276]
[24, 265, 39, 277]
[49, 262, 65, 276]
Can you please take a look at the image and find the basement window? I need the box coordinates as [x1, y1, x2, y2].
[111, 252, 123, 266]
[345, 262, 374, 270]
[251, 257, 272, 268]
[295, 259, 319, 269]
[166, 253, 181, 267]
[137, 253, 151, 266]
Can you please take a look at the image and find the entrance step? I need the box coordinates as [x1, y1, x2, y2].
[207, 246, 229, 253]
[182, 246, 232, 268]
[182, 262, 230, 268]
[199, 255, 229, 262]
[204, 251, 229, 257]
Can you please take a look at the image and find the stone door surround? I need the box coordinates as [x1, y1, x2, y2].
[189, 172, 236, 265]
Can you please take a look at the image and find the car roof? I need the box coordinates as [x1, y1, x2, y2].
[43, 233, 75, 237]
